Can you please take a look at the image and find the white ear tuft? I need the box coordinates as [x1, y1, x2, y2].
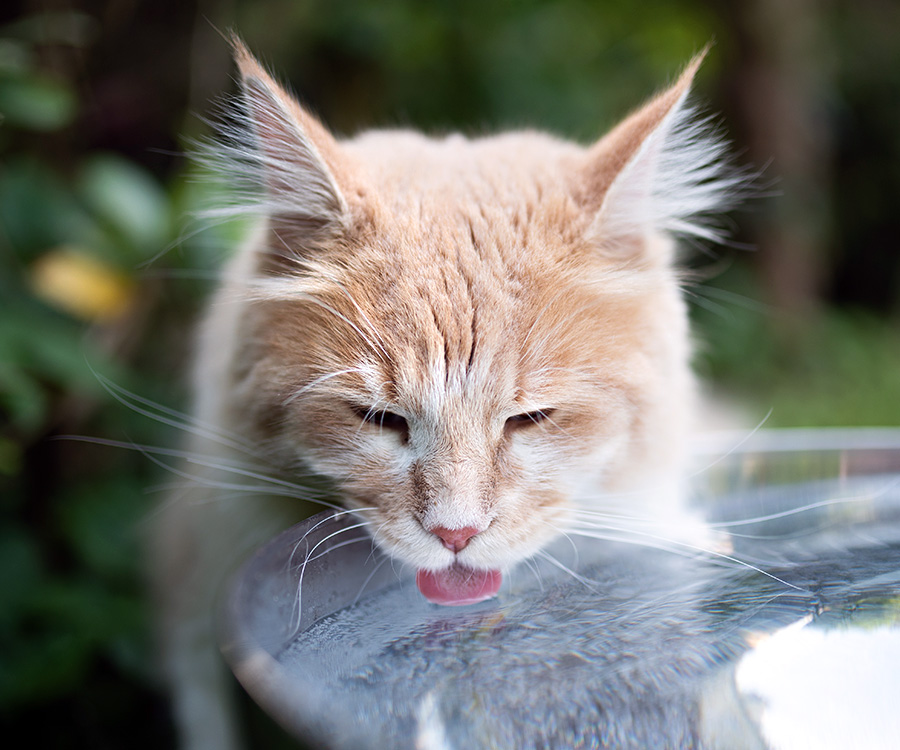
[196, 40, 348, 241]
[583, 53, 749, 261]
[240, 76, 347, 228]
[594, 102, 744, 250]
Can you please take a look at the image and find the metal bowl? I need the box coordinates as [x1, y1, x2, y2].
[220, 429, 900, 749]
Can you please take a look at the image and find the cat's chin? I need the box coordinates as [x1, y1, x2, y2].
[415, 564, 502, 606]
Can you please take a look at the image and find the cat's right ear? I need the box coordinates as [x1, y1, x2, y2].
[230, 38, 349, 247]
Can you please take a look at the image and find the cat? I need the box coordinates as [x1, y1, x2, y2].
[151, 37, 742, 750]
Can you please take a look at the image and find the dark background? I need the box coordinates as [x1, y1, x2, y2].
[2, 0, 899, 746]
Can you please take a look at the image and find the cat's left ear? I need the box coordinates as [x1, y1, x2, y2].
[578, 49, 735, 264]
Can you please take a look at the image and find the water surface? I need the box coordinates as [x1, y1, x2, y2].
[223, 439, 900, 749]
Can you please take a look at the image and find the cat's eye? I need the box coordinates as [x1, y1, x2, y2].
[352, 406, 409, 440]
[505, 409, 555, 432]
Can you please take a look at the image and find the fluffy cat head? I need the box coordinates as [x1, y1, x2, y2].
[200, 40, 741, 596]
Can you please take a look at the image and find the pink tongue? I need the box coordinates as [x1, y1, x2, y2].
[416, 565, 502, 606]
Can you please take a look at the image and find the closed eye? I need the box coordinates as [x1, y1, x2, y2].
[352, 405, 410, 440]
[505, 408, 556, 432]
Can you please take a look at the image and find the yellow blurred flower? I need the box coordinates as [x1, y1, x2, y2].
[30, 247, 135, 321]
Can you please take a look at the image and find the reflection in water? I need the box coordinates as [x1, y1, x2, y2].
[225, 462, 900, 750]
[736, 618, 900, 750]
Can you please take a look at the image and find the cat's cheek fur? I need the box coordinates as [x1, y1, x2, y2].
[287, 422, 580, 573]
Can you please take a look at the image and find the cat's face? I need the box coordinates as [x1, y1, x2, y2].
[213, 43, 732, 601]
[233, 169, 688, 575]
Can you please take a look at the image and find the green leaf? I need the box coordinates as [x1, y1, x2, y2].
[78, 153, 172, 261]
[0, 629, 90, 707]
[0, 526, 43, 632]
[0, 39, 32, 75]
[0, 359, 47, 432]
[0, 74, 76, 131]
[0, 436, 23, 476]
[0, 157, 86, 258]
[56, 476, 149, 581]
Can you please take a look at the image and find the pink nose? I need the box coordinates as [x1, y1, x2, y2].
[430, 525, 480, 553]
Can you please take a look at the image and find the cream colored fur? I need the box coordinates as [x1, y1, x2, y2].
[153, 40, 741, 749]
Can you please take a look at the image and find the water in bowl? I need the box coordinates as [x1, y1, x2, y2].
[224, 438, 900, 749]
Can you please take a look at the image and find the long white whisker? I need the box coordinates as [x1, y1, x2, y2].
[288, 511, 361, 572]
[534, 549, 599, 591]
[708, 477, 900, 528]
[563, 521, 805, 592]
[63, 435, 344, 505]
[301, 536, 370, 566]
[688, 408, 774, 478]
[352, 554, 391, 607]
[567, 507, 689, 524]
[92, 371, 261, 457]
[290, 519, 374, 634]
[543, 520, 581, 567]
[520, 556, 545, 592]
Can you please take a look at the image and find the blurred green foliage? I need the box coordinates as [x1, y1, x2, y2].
[693, 267, 900, 428]
[0, 11, 219, 746]
[1, 0, 899, 747]
[232, 0, 719, 137]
